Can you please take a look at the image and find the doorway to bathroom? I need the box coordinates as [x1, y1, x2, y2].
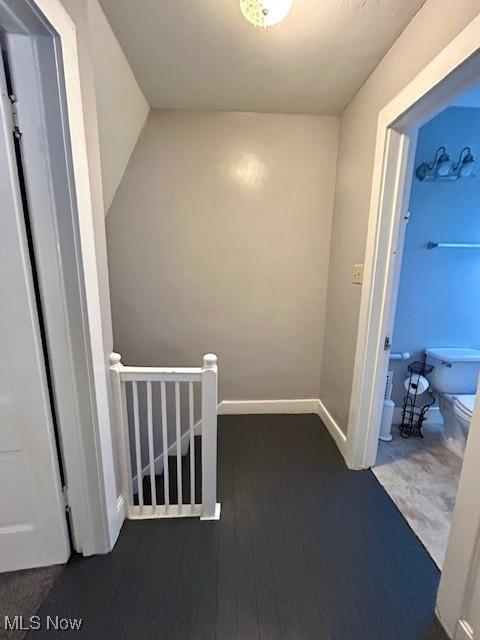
[371, 88, 480, 568]
[343, 23, 480, 634]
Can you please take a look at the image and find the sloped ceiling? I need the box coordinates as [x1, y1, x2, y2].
[99, 0, 426, 114]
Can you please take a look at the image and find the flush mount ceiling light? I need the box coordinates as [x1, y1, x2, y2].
[239, 0, 293, 28]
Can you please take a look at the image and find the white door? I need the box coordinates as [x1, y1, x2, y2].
[0, 50, 70, 571]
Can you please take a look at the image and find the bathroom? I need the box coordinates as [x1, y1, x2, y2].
[373, 85, 480, 569]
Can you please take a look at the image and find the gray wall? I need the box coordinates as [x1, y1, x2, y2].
[106, 110, 339, 400]
[320, 0, 480, 435]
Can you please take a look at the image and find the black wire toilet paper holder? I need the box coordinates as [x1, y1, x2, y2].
[399, 361, 436, 438]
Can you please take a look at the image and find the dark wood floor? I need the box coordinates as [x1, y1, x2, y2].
[30, 414, 447, 639]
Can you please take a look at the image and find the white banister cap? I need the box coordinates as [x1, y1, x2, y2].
[110, 352, 122, 366]
[203, 353, 218, 369]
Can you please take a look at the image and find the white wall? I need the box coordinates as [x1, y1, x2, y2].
[320, 0, 480, 435]
[86, 0, 149, 212]
[106, 110, 339, 401]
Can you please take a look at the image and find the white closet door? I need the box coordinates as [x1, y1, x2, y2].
[0, 52, 69, 572]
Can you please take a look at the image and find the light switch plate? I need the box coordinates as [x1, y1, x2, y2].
[352, 264, 364, 285]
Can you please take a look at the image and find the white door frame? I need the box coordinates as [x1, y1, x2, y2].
[346, 15, 480, 471]
[344, 12, 480, 638]
[0, 0, 121, 555]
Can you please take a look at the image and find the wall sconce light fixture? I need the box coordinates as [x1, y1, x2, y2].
[453, 147, 475, 178]
[415, 145, 476, 182]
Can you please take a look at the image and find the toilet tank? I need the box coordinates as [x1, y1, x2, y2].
[425, 348, 480, 394]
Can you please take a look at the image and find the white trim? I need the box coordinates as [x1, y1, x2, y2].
[201, 503, 222, 521]
[110, 495, 125, 544]
[346, 128, 410, 470]
[454, 620, 474, 640]
[127, 502, 221, 521]
[317, 399, 348, 457]
[32, 0, 119, 551]
[128, 504, 203, 519]
[47, 0, 119, 551]
[218, 399, 320, 415]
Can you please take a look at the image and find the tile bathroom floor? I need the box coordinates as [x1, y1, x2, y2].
[373, 421, 462, 568]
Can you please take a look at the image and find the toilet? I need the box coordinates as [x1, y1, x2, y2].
[425, 348, 480, 458]
[438, 394, 475, 458]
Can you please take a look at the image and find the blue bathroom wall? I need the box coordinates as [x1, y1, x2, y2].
[391, 106, 480, 405]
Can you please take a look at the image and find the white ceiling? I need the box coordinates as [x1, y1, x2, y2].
[99, 0, 426, 115]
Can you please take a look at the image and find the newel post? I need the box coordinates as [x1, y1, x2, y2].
[109, 352, 133, 511]
[201, 353, 221, 520]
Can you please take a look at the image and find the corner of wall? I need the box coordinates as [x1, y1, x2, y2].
[317, 113, 341, 390]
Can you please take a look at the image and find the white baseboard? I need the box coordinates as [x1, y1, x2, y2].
[218, 399, 320, 415]
[109, 494, 126, 549]
[200, 502, 222, 521]
[316, 399, 347, 457]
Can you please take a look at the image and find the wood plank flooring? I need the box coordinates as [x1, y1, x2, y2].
[29, 414, 448, 639]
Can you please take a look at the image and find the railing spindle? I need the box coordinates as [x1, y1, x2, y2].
[147, 381, 156, 511]
[161, 381, 169, 509]
[132, 380, 143, 511]
[121, 381, 134, 509]
[175, 382, 182, 508]
[189, 382, 195, 507]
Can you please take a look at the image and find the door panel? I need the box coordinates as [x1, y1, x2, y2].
[0, 49, 69, 571]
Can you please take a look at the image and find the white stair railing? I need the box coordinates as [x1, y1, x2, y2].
[110, 353, 220, 521]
